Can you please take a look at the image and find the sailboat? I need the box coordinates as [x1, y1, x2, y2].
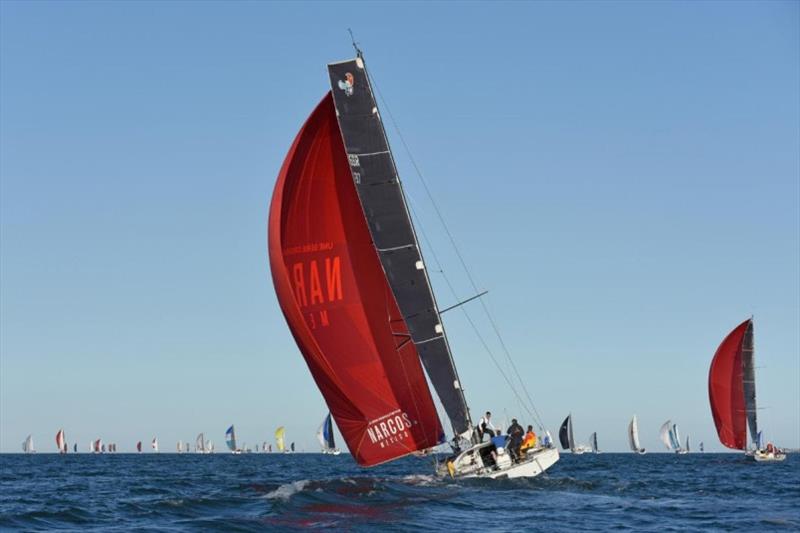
[699, 441, 704, 453]
[685, 435, 691, 453]
[589, 432, 600, 454]
[709, 318, 786, 462]
[151, 437, 159, 453]
[196, 433, 206, 453]
[559, 415, 590, 454]
[225, 425, 240, 454]
[275, 427, 286, 453]
[73, 443, 77, 453]
[268, 47, 559, 480]
[290, 442, 295, 453]
[22, 435, 34, 453]
[177, 440, 183, 453]
[94, 439, 102, 453]
[659, 420, 685, 454]
[136, 441, 142, 453]
[628, 415, 646, 454]
[317, 413, 341, 455]
[56, 429, 66, 454]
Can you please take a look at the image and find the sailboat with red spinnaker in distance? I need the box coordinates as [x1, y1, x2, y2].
[267, 47, 559, 479]
[709, 318, 786, 462]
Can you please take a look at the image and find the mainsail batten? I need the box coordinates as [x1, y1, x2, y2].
[326, 57, 472, 436]
[268, 93, 444, 466]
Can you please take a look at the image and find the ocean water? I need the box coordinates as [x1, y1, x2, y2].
[1, 452, 797, 531]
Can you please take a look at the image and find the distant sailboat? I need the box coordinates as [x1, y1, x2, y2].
[152, 437, 159, 452]
[290, 442, 295, 453]
[685, 435, 691, 453]
[275, 426, 286, 453]
[184, 442, 190, 453]
[559, 415, 590, 454]
[196, 433, 205, 453]
[317, 413, 341, 455]
[268, 444, 272, 453]
[225, 425, 240, 454]
[22, 435, 34, 453]
[628, 415, 646, 454]
[136, 441, 142, 453]
[94, 439, 102, 453]
[73, 443, 77, 453]
[659, 420, 685, 454]
[709, 318, 786, 462]
[56, 429, 65, 454]
[177, 440, 183, 453]
[699, 441, 704, 453]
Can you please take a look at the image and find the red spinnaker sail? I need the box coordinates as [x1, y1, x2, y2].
[268, 94, 444, 467]
[708, 319, 750, 450]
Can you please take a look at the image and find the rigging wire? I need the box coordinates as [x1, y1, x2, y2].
[369, 72, 547, 431]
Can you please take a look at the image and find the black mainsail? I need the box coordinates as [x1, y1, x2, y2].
[741, 320, 758, 445]
[327, 55, 472, 437]
[558, 415, 572, 450]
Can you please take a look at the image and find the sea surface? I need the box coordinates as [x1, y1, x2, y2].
[1, 452, 798, 531]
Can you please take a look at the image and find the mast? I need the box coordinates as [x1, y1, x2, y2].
[326, 53, 472, 439]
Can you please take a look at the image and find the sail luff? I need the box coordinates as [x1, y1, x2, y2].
[326, 57, 472, 437]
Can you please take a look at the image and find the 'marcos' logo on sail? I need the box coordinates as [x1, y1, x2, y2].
[366, 410, 415, 448]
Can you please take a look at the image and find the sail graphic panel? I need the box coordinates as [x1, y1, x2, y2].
[268, 94, 444, 466]
[326, 58, 471, 436]
[708, 319, 749, 450]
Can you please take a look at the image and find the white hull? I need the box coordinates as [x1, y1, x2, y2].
[634, 449, 647, 455]
[441, 444, 559, 480]
[752, 450, 786, 462]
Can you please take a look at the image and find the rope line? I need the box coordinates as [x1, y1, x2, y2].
[370, 71, 546, 431]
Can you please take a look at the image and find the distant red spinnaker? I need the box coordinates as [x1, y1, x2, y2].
[268, 93, 443, 466]
[708, 319, 750, 450]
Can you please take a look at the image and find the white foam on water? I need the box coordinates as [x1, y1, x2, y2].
[401, 474, 439, 486]
[265, 480, 311, 500]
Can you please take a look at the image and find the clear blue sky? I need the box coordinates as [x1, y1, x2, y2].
[1, 1, 798, 453]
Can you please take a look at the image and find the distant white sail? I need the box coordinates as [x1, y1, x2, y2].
[152, 437, 159, 452]
[659, 420, 673, 451]
[56, 429, 65, 453]
[196, 433, 205, 453]
[629, 416, 641, 452]
[22, 435, 34, 453]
